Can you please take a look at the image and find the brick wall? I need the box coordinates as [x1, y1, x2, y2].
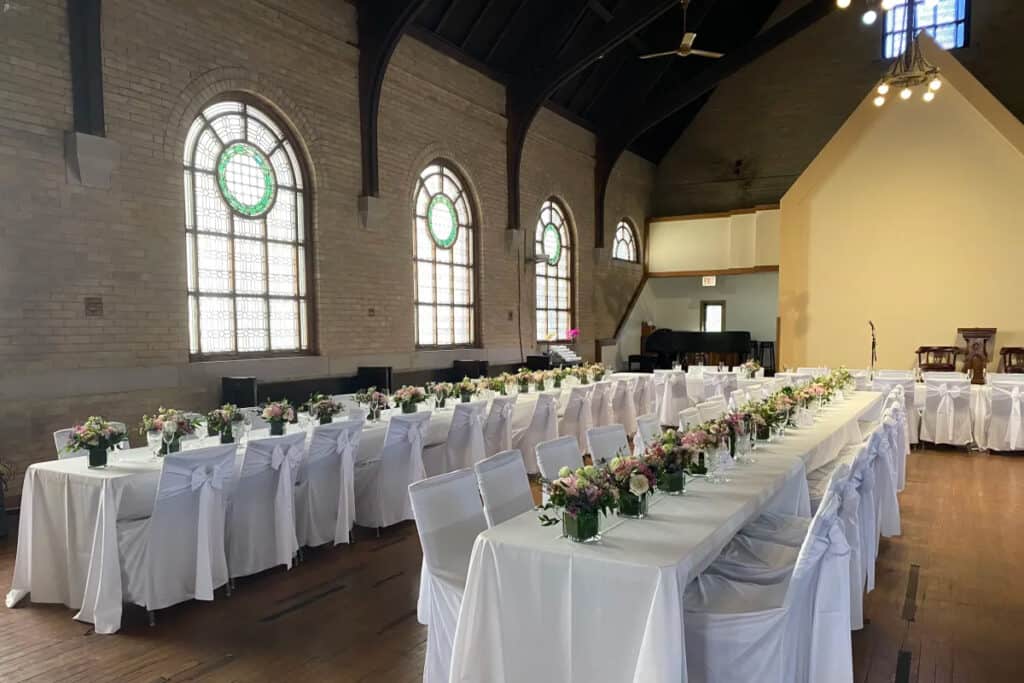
[0, 0, 651, 499]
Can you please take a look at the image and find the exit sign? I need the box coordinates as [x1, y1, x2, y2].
[701, 275, 717, 287]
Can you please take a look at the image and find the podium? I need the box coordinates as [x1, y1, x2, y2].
[959, 328, 996, 384]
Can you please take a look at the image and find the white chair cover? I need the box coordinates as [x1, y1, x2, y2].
[483, 395, 517, 457]
[696, 398, 727, 423]
[444, 401, 487, 471]
[586, 424, 629, 465]
[354, 411, 432, 528]
[118, 445, 235, 613]
[589, 381, 615, 428]
[633, 413, 661, 456]
[410, 469, 488, 683]
[633, 375, 656, 420]
[729, 388, 749, 409]
[872, 376, 918, 445]
[559, 386, 593, 453]
[657, 373, 690, 426]
[652, 373, 666, 420]
[679, 407, 700, 431]
[610, 378, 638, 435]
[227, 432, 306, 578]
[797, 367, 829, 377]
[987, 383, 1024, 451]
[684, 491, 852, 683]
[475, 449, 534, 528]
[536, 436, 584, 482]
[512, 391, 559, 475]
[920, 379, 972, 446]
[849, 369, 870, 390]
[53, 428, 87, 459]
[295, 419, 363, 548]
[870, 425, 901, 539]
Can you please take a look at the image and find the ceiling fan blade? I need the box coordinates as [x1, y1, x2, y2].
[689, 49, 725, 58]
[639, 50, 680, 60]
[681, 32, 697, 49]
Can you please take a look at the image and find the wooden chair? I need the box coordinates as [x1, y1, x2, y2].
[1000, 347, 1024, 373]
[915, 346, 960, 372]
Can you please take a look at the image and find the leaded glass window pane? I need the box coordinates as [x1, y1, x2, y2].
[413, 161, 477, 347]
[884, 1, 967, 58]
[535, 199, 574, 341]
[184, 99, 312, 357]
[612, 220, 639, 262]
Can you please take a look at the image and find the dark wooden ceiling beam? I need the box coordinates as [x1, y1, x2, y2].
[358, 0, 429, 197]
[504, 0, 679, 231]
[67, 0, 105, 136]
[593, 0, 836, 244]
[484, 0, 531, 62]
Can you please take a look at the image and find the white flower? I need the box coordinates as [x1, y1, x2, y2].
[628, 473, 650, 497]
[163, 420, 178, 435]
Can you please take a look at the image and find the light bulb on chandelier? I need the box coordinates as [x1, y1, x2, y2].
[929, 78, 942, 91]
[900, 88, 913, 100]
[836, 0, 851, 7]
[874, 95, 886, 107]
[877, 83, 890, 95]
[862, 9, 878, 25]
[923, 91, 935, 103]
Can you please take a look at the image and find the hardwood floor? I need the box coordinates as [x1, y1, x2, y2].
[0, 449, 1020, 682]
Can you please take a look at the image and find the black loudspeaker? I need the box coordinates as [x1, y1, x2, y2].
[453, 359, 489, 379]
[222, 376, 258, 407]
[357, 366, 393, 393]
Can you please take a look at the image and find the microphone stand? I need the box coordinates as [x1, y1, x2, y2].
[869, 321, 878, 380]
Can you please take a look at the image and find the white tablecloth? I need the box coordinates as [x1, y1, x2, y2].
[449, 391, 883, 683]
[4, 389, 565, 635]
[610, 371, 763, 405]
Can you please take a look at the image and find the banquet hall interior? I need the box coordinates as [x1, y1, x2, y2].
[2, 0, 1024, 681]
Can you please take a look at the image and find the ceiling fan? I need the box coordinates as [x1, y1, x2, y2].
[639, 0, 725, 61]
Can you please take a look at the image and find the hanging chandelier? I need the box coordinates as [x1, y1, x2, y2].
[835, 0, 943, 106]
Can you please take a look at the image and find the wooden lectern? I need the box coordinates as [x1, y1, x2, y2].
[959, 328, 996, 384]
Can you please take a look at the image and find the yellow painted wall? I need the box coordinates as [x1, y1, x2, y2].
[648, 208, 780, 273]
[779, 40, 1024, 371]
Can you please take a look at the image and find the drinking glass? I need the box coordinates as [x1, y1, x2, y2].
[707, 436, 731, 484]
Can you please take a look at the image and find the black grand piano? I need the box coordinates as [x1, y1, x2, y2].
[643, 329, 753, 370]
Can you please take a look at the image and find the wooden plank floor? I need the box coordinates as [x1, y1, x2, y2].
[0, 449, 1020, 682]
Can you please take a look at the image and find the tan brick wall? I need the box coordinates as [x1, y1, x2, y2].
[0, 0, 652, 500]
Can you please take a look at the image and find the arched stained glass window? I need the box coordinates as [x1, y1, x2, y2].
[183, 98, 312, 357]
[535, 199, 573, 341]
[612, 219, 639, 262]
[413, 161, 476, 346]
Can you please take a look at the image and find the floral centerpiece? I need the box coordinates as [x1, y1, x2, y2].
[573, 365, 591, 385]
[740, 359, 762, 379]
[566, 328, 580, 344]
[515, 367, 533, 393]
[457, 376, 477, 403]
[484, 376, 507, 396]
[206, 404, 244, 443]
[261, 400, 296, 435]
[307, 393, 341, 425]
[393, 385, 427, 414]
[644, 429, 692, 494]
[551, 367, 569, 388]
[355, 386, 389, 421]
[680, 427, 713, 474]
[427, 381, 455, 407]
[588, 362, 606, 382]
[538, 464, 617, 543]
[67, 416, 127, 468]
[606, 454, 656, 519]
[833, 367, 854, 394]
[140, 408, 197, 455]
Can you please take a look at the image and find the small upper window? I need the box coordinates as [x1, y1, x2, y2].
[884, 1, 967, 59]
[612, 220, 639, 263]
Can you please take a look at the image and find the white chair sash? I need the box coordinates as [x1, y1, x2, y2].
[935, 383, 961, 443]
[335, 429, 359, 542]
[271, 442, 303, 568]
[163, 458, 231, 601]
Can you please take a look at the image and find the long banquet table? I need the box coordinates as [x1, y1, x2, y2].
[4, 386, 573, 634]
[449, 390, 884, 683]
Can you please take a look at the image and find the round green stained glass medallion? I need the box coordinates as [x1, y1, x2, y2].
[216, 142, 277, 217]
[427, 194, 459, 249]
[542, 223, 562, 266]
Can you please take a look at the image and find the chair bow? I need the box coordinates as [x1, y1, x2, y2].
[994, 385, 1024, 450]
[335, 429, 359, 543]
[271, 443, 303, 568]
[501, 401, 515, 420]
[935, 383, 961, 442]
[191, 461, 227, 492]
